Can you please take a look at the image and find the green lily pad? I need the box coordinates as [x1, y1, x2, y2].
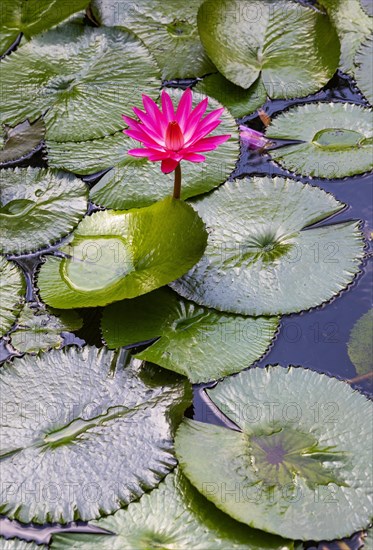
[51, 469, 293, 550]
[0, 257, 25, 337]
[47, 90, 239, 209]
[0, 0, 89, 56]
[38, 197, 207, 309]
[363, 528, 373, 549]
[0, 540, 45, 550]
[0, 119, 45, 166]
[10, 303, 83, 354]
[0, 20, 161, 142]
[355, 38, 373, 105]
[101, 287, 279, 383]
[91, 0, 215, 80]
[317, 0, 372, 73]
[194, 73, 267, 118]
[197, 0, 339, 98]
[347, 309, 373, 376]
[266, 102, 373, 178]
[175, 366, 373, 540]
[0, 346, 191, 523]
[171, 176, 364, 315]
[0, 168, 88, 255]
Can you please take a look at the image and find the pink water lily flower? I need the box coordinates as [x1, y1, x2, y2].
[122, 88, 231, 175]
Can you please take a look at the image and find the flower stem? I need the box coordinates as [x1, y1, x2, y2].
[173, 163, 182, 200]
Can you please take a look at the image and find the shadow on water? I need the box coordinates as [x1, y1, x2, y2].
[0, 68, 371, 547]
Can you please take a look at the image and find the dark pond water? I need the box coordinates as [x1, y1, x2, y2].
[0, 69, 371, 547]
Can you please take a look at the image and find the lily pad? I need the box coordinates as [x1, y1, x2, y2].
[51, 469, 293, 549]
[0, 0, 89, 56]
[47, 90, 239, 209]
[91, 0, 215, 80]
[317, 0, 372, 73]
[175, 366, 373, 540]
[197, 0, 339, 98]
[0, 20, 161, 142]
[0, 168, 88, 255]
[364, 528, 373, 549]
[101, 287, 279, 383]
[194, 73, 267, 118]
[0, 540, 45, 550]
[171, 176, 364, 315]
[266, 103, 373, 178]
[0, 119, 45, 167]
[355, 38, 373, 105]
[347, 309, 373, 376]
[0, 346, 191, 523]
[0, 257, 25, 337]
[10, 303, 83, 354]
[38, 197, 207, 309]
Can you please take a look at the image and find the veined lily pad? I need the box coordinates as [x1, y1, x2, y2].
[0, 168, 88, 255]
[10, 303, 83, 354]
[0, 0, 89, 56]
[194, 73, 267, 118]
[266, 103, 373, 178]
[197, 0, 339, 98]
[38, 197, 207, 309]
[317, 0, 372, 73]
[47, 90, 239, 209]
[355, 38, 373, 105]
[0, 346, 191, 523]
[51, 469, 293, 550]
[0, 257, 25, 337]
[171, 176, 364, 315]
[364, 528, 373, 549]
[0, 120, 45, 166]
[175, 366, 373, 540]
[0, 540, 45, 550]
[0, 21, 161, 142]
[101, 287, 279, 383]
[91, 0, 215, 79]
[347, 309, 373, 376]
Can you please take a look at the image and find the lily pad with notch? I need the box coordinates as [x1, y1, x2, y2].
[37, 197, 208, 309]
[0, 346, 191, 523]
[0, 0, 90, 56]
[197, 0, 339, 98]
[0, 20, 161, 143]
[171, 176, 364, 315]
[0, 168, 88, 255]
[47, 90, 240, 209]
[101, 287, 279, 383]
[90, 0, 215, 80]
[0, 119, 45, 167]
[265, 102, 373, 178]
[51, 469, 294, 550]
[0, 257, 25, 337]
[175, 366, 373, 540]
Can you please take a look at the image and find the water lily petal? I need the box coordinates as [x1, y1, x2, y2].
[161, 90, 175, 122]
[175, 88, 193, 131]
[161, 158, 179, 173]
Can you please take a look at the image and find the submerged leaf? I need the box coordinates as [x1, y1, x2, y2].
[0, 168, 88, 255]
[91, 0, 215, 79]
[0, 257, 25, 337]
[171, 176, 364, 315]
[101, 287, 279, 383]
[266, 102, 373, 178]
[47, 90, 239, 209]
[0, 119, 45, 166]
[10, 303, 83, 354]
[0, 346, 191, 523]
[347, 309, 373, 376]
[175, 366, 373, 540]
[0, 21, 161, 142]
[38, 198, 208, 309]
[0, 0, 89, 56]
[197, 0, 339, 98]
[51, 469, 293, 549]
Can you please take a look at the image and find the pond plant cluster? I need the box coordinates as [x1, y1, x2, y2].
[0, 0, 372, 548]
